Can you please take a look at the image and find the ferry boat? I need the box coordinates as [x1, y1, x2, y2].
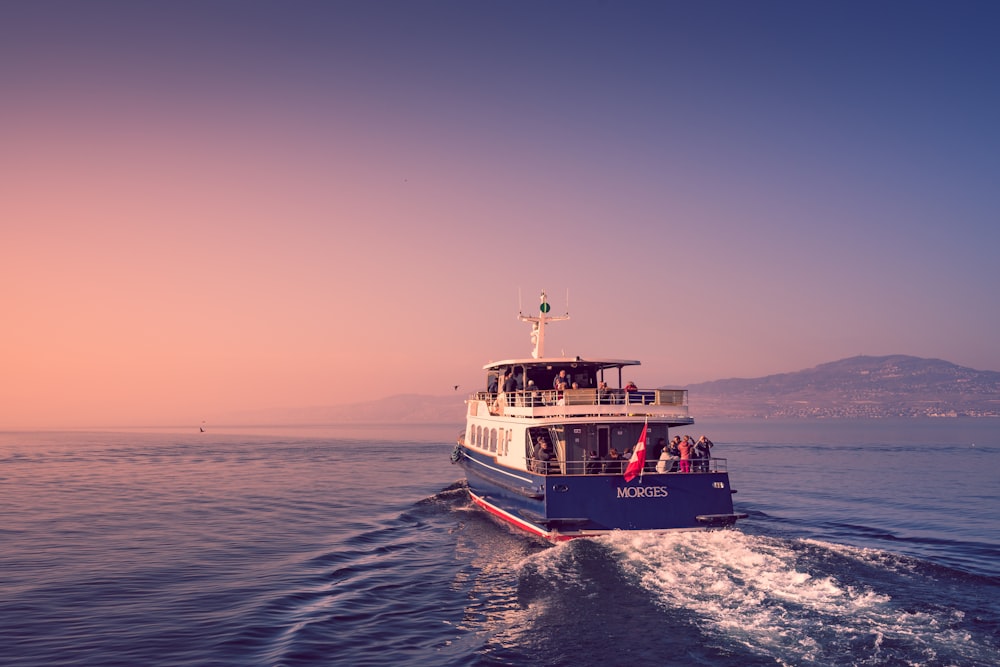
[451, 291, 746, 541]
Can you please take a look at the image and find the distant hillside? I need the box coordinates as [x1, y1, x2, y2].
[687, 355, 1000, 418]
[217, 355, 1000, 425]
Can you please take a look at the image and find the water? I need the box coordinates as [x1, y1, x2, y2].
[1, 419, 998, 666]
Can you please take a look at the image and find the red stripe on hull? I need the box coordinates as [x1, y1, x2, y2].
[467, 490, 575, 542]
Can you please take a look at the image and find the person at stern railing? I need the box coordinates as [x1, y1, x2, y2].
[533, 437, 556, 474]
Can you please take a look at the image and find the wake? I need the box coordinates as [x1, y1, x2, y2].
[601, 530, 999, 666]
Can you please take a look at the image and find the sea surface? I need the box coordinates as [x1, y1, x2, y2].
[1, 419, 998, 667]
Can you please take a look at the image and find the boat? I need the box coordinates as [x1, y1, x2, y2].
[450, 291, 747, 541]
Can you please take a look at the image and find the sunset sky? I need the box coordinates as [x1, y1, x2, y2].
[3, 1, 998, 429]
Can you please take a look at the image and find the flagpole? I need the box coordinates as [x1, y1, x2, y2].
[639, 417, 647, 483]
[623, 417, 649, 483]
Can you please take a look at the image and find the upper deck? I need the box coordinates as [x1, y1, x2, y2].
[474, 291, 692, 423]
[467, 386, 692, 423]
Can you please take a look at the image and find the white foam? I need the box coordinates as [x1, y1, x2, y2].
[601, 530, 980, 664]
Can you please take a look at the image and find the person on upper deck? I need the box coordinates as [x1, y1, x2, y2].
[624, 380, 638, 392]
[585, 450, 602, 475]
[503, 370, 518, 394]
[525, 379, 540, 405]
[553, 370, 571, 390]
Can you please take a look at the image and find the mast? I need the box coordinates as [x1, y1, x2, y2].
[518, 290, 569, 359]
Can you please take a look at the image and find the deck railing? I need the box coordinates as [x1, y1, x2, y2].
[527, 456, 728, 476]
[473, 387, 690, 419]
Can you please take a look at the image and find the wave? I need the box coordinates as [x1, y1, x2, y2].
[235, 482, 548, 667]
[602, 530, 1000, 666]
[234, 485, 1000, 667]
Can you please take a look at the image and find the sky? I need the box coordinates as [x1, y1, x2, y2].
[2, 1, 998, 429]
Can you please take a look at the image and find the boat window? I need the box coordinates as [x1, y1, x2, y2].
[476, 425, 483, 448]
[498, 428, 506, 456]
[490, 428, 497, 453]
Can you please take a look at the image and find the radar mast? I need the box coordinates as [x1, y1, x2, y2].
[518, 290, 569, 359]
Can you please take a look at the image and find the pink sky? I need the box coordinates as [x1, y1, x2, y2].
[2, 2, 998, 429]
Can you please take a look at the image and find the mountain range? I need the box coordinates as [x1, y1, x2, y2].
[219, 355, 1000, 425]
[687, 355, 1000, 418]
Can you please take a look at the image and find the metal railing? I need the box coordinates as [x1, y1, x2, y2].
[473, 387, 690, 419]
[526, 456, 728, 476]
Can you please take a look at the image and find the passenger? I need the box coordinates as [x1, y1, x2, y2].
[624, 380, 638, 392]
[533, 437, 556, 475]
[685, 434, 702, 471]
[501, 370, 517, 405]
[653, 438, 671, 472]
[553, 369, 571, 389]
[503, 370, 518, 394]
[667, 437, 681, 471]
[677, 435, 693, 473]
[694, 435, 713, 472]
[550, 371, 570, 405]
[604, 447, 625, 474]
[526, 380, 540, 406]
[585, 450, 602, 475]
[597, 381, 611, 403]
[656, 447, 681, 472]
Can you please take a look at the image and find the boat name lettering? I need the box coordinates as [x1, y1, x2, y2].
[616, 486, 669, 499]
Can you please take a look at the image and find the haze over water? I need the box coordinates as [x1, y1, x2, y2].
[3, 1, 1000, 430]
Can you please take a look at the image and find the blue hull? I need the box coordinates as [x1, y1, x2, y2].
[458, 446, 744, 540]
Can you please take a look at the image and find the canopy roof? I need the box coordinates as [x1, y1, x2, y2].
[483, 357, 640, 371]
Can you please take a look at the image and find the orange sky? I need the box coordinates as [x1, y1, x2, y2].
[3, 3, 998, 429]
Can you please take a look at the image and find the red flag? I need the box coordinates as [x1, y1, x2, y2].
[623, 421, 648, 482]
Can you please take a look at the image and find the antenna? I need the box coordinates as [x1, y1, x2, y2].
[518, 289, 570, 359]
